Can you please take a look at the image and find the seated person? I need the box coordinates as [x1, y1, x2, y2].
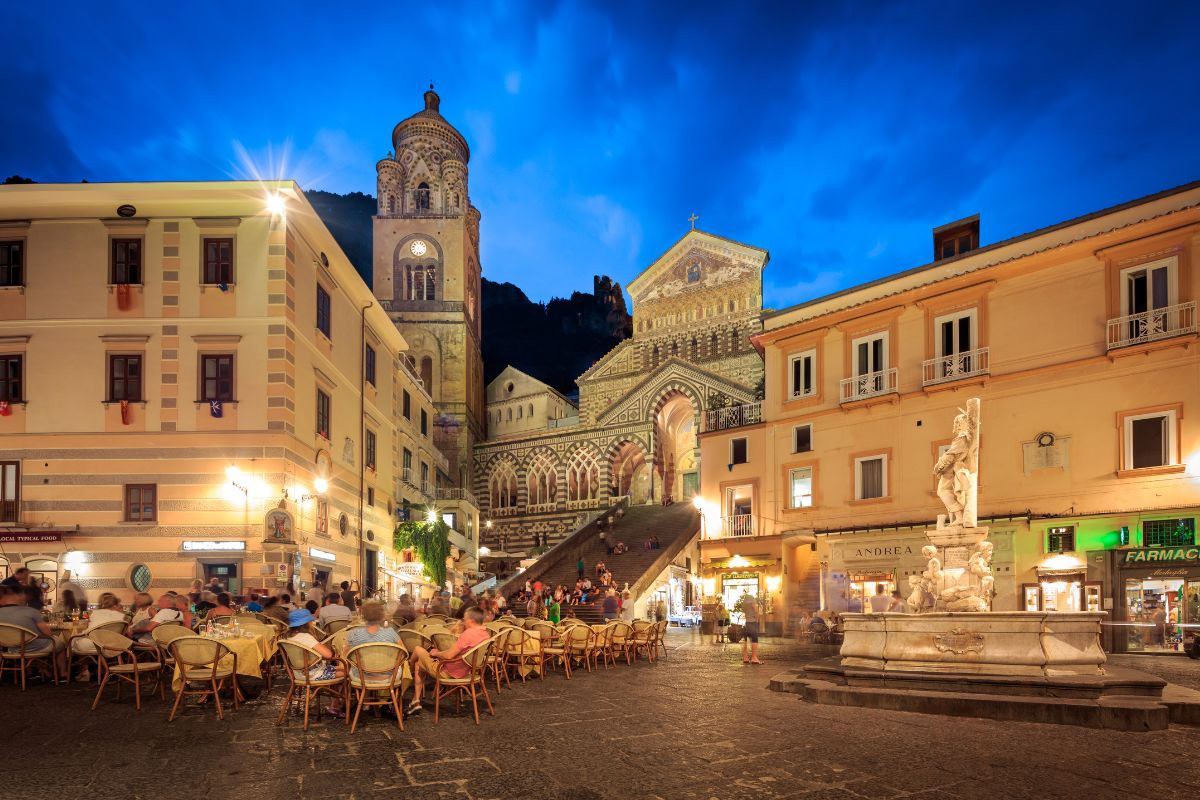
[304, 600, 319, 615]
[70, 593, 127, 677]
[53, 588, 85, 617]
[261, 596, 290, 624]
[208, 592, 236, 619]
[172, 594, 195, 630]
[318, 593, 353, 627]
[406, 607, 490, 716]
[130, 594, 183, 643]
[279, 593, 296, 611]
[193, 591, 218, 615]
[0, 585, 67, 680]
[284, 608, 344, 715]
[125, 592, 154, 631]
[346, 601, 402, 682]
[244, 593, 264, 613]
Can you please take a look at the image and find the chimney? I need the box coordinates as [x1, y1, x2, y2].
[932, 214, 980, 262]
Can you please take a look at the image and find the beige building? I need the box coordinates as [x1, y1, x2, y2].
[475, 229, 766, 553]
[0, 180, 476, 602]
[697, 181, 1200, 650]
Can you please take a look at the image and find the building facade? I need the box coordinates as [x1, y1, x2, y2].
[373, 87, 485, 494]
[475, 229, 767, 553]
[0, 180, 474, 602]
[697, 182, 1200, 652]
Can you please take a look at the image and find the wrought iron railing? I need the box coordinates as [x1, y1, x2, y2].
[717, 514, 756, 538]
[839, 368, 898, 403]
[922, 347, 990, 386]
[1106, 302, 1196, 350]
[703, 402, 762, 432]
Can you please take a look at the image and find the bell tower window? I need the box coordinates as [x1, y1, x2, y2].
[406, 265, 437, 301]
[415, 182, 431, 211]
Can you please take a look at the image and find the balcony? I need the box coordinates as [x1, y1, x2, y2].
[704, 402, 761, 432]
[436, 487, 478, 506]
[0, 498, 18, 524]
[839, 368, 898, 403]
[922, 347, 990, 387]
[706, 514, 757, 539]
[1106, 302, 1197, 350]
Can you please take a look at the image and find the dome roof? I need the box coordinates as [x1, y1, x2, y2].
[391, 86, 470, 163]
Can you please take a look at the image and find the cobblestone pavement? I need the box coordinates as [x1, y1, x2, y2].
[5, 630, 1200, 800]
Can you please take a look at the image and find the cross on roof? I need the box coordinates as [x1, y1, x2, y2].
[688, 213, 699, 230]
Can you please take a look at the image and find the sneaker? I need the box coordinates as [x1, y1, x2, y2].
[406, 701, 423, 716]
[325, 706, 345, 719]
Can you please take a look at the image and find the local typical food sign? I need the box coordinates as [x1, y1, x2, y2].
[1122, 547, 1200, 564]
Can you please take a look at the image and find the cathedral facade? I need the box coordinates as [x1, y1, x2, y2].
[474, 230, 768, 553]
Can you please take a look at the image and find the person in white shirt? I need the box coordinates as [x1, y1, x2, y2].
[70, 593, 128, 680]
[317, 593, 352, 627]
[306, 581, 325, 608]
[868, 584, 891, 614]
[130, 594, 183, 643]
[59, 570, 89, 611]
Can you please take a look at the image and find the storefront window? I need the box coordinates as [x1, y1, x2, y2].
[1040, 578, 1082, 611]
[848, 573, 894, 613]
[1122, 577, 1199, 653]
[722, 574, 758, 622]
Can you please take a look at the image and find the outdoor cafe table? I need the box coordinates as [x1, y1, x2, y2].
[171, 631, 276, 692]
[49, 619, 88, 646]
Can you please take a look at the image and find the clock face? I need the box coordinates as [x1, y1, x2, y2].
[410, 240, 428, 257]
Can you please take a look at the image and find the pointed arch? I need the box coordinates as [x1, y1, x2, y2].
[525, 449, 558, 506]
[566, 445, 602, 502]
[487, 457, 519, 512]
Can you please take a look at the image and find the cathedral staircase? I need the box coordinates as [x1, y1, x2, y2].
[500, 503, 700, 624]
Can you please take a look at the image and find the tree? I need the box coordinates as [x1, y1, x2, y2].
[393, 511, 451, 590]
[3, 175, 36, 185]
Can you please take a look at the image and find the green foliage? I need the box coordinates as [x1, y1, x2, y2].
[733, 590, 773, 617]
[706, 392, 729, 411]
[393, 513, 451, 590]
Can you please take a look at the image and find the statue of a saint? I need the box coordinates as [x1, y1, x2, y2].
[933, 399, 980, 528]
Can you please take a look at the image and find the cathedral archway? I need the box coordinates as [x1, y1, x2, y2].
[653, 391, 698, 503]
[608, 440, 648, 504]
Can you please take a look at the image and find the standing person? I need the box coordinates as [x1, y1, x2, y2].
[525, 592, 541, 619]
[713, 598, 728, 644]
[619, 591, 634, 623]
[868, 584, 891, 613]
[307, 580, 325, 608]
[546, 594, 562, 624]
[59, 570, 89, 611]
[740, 593, 762, 665]
[340, 580, 358, 613]
[577, 555, 585, 580]
[887, 590, 906, 613]
[601, 589, 619, 622]
[0, 567, 30, 588]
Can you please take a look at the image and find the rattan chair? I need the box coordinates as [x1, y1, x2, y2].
[608, 621, 634, 666]
[324, 618, 351, 635]
[430, 631, 457, 653]
[590, 623, 617, 670]
[276, 640, 345, 729]
[653, 620, 669, 660]
[505, 627, 546, 682]
[533, 622, 570, 679]
[150, 624, 193, 691]
[0, 623, 60, 690]
[485, 626, 514, 691]
[629, 620, 655, 663]
[562, 624, 594, 674]
[168, 636, 240, 721]
[432, 638, 494, 725]
[89, 629, 163, 711]
[344, 642, 407, 734]
[67, 620, 127, 680]
[397, 629, 432, 656]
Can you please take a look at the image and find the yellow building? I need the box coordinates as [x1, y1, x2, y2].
[0, 180, 475, 602]
[698, 181, 1200, 650]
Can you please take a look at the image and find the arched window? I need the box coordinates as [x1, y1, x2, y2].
[407, 265, 437, 301]
[387, 195, 396, 214]
[651, 345, 659, 365]
[566, 448, 600, 501]
[527, 452, 557, 506]
[420, 356, 433, 392]
[517, 405, 523, 419]
[528, 403, 534, 418]
[506, 408, 512, 421]
[690, 337, 697, 360]
[670, 340, 678, 357]
[710, 332, 719, 356]
[489, 461, 519, 510]
[415, 182, 431, 210]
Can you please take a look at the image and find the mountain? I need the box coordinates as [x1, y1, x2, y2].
[305, 189, 632, 396]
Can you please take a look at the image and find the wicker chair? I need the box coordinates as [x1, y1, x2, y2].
[505, 627, 545, 682]
[168, 636, 240, 721]
[628, 620, 655, 663]
[324, 618, 351, 635]
[562, 624, 594, 674]
[89, 629, 163, 711]
[590, 623, 617, 670]
[343, 642, 408, 733]
[432, 638, 494, 725]
[397, 629, 432, 656]
[531, 622, 570, 679]
[484, 626, 514, 691]
[430, 631, 457, 653]
[150, 624, 193, 692]
[608, 621, 634, 666]
[652, 620, 669, 660]
[67, 620, 127, 681]
[0, 623, 59, 690]
[276, 640, 345, 729]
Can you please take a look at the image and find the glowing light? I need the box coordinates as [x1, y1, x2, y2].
[702, 578, 716, 595]
[729, 554, 750, 568]
[225, 466, 241, 482]
[313, 477, 328, 494]
[479, 546, 491, 557]
[692, 495, 704, 510]
[426, 510, 438, 523]
[485, 520, 493, 528]
[766, 575, 782, 592]
[1040, 553, 1085, 571]
[266, 193, 286, 216]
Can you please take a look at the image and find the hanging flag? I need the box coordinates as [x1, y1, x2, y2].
[116, 283, 132, 311]
[210, 399, 223, 418]
[120, 400, 131, 425]
[0, 401, 10, 417]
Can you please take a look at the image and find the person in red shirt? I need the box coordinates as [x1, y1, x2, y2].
[406, 607, 490, 716]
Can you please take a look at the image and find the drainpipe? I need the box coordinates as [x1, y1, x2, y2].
[358, 301, 373, 590]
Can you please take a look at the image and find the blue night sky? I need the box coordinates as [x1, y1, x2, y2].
[3, 1, 1198, 306]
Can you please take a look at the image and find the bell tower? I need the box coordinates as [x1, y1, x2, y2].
[373, 87, 483, 488]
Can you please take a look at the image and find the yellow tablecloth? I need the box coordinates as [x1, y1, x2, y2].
[171, 633, 275, 692]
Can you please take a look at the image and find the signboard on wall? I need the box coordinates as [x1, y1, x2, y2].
[1122, 547, 1200, 564]
[0, 532, 63, 543]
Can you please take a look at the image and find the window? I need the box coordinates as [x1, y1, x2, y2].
[420, 409, 428, 436]
[199, 354, 234, 402]
[852, 332, 888, 377]
[407, 265, 437, 301]
[108, 355, 143, 402]
[365, 430, 377, 470]
[420, 463, 430, 493]
[367, 487, 375, 507]
[111, 239, 142, 284]
[0, 462, 18, 523]
[0, 355, 22, 402]
[855, 455, 887, 500]
[316, 283, 332, 338]
[788, 467, 813, 509]
[1123, 409, 1177, 470]
[402, 448, 413, 479]
[527, 452, 558, 505]
[402, 390, 411, 419]
[364, 344, 376, 387]
[730, 437, 748, 466]
[420, 356, 433, 390]
[1046, 525, 1076, 553]
[0, 241, 22, 287]
[1144, 518, 1196, 548]
[415, 182, 431, 210]
[202, 237, 234, 284]
[793, 424, 812, 454]
[124, 484, 156, 522]
[316, 389, 331, 439]
[1120, 257, 1176, 318]
[315, 498, 329, 535]
[789, 350, 816, 399]
[517, 405, 523, 419]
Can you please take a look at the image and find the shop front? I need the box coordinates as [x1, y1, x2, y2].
[700, 554, 783, 635]
[821, 532, 929, 613]
[1102, 547, 1200, 654]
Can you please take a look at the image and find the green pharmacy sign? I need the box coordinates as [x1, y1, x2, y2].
[1122, 547, 1200, 564]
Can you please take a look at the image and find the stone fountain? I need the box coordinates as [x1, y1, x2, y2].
[769, 398, 1200, 730]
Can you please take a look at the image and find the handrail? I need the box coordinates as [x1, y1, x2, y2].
[627, 512, 702, 607]
[1106, 301, 1196, 350]
[922, 347, 990, 386]
[839, 368, 898, 403]
[703, 402, 762, 432]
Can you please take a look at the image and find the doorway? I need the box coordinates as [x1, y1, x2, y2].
[203, 562, 240, 595]
[654, 392, 698, 503]
[364, 548, 378, 595]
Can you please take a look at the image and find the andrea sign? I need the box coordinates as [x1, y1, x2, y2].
[0, 532, 63, 543]
[1123, 548, 1200, 564]
[839, 542, 918, 562]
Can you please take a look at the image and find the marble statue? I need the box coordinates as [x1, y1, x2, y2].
[933, 399, 981, 529]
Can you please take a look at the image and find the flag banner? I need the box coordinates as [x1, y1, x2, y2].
[116, 283, 132, 310]
[210, 399, 223, 418]
[120, 399, 131, 425]
[0, 401, 10, 417]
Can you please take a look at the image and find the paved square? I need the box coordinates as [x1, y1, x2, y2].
[5, 630, 1200, 799]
